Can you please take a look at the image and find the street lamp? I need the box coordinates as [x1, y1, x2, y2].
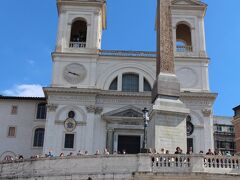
[141, 107, 149, 153]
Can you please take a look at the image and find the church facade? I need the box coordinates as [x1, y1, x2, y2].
[0, 0, 222, 159]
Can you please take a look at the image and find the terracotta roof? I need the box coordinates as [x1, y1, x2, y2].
[0, 96, 46, 101]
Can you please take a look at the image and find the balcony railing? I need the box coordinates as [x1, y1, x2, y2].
[152, 154, 240, 173]
[99, 50, 156, 57]
[176, 45, 193, 52]
[69, 41, 86, 48]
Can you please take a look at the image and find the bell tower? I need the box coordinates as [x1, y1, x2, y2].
[55, 0, 106, 53]
[50, 0, 107, 89]
[43, 1, 107, 155]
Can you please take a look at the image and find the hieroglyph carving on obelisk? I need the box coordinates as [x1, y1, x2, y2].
[156, 0, 175, 75]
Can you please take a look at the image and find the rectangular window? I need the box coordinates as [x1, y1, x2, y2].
[36, 103, 47, 119]
[11, 106, 18, 115]
[228, 126, 234, 133]
[216, 125, 222, 132]
[64, 134, 74, 149]
[217, 141, 226, 149]
[8, 127, 16, 137]
[122, 74, 139, 92]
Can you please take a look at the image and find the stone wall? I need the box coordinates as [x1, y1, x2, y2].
[1, 154, 240, 180]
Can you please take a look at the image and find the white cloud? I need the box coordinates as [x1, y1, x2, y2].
[3, 84, 44, 97]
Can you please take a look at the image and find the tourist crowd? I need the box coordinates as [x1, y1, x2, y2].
[1, 147, 238, 163]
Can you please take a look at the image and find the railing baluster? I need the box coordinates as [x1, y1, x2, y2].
[69, 42, 86, 48]
[176, 45, 193, 53]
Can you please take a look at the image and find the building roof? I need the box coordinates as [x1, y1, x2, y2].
[233, 105, 240, 111]
[0, 96, 46, 101]
[213, 116, 233, 126]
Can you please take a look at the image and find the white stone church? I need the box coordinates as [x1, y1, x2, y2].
[0, 0, 222, 160]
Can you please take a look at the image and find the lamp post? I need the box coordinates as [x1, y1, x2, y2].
[142, 107, 149, 153]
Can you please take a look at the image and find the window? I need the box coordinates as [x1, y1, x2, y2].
[109, 74, 152, 92]
[229, 126, 234, 133]
[109, 77, 118, 90]
[33, 128, 45, 147]
[216, 125, 222, 132]
[64, 134, 75, 149]
[217, 141, 225, 149]
[228, 142, 235, 150]
[122, 74, 139, 92]
[8, 127, 16, 137]
[144, 78, 151, 92]
[36, 103, 47, 119]
[176, 23, 192, 52]
[70, 19, 87, 48]
[11, 106, 18, 115]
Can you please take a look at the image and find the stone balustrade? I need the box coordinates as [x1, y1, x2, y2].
[99, 50, 157, 57]
[152, 154, 240, 174]
[69, 41, 86, 48]
[176, 45, 193, 52]
[0, 154, 240, 179]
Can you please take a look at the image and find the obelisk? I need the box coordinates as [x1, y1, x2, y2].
[148, 0, 190, 153]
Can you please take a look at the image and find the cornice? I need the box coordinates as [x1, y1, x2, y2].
[44, 87, 217, 104]
[102, 116, 143, 122]
[181, 91, 218, 100]
[52, 51, 99, 60]
[52, 50, 210, 63]
[43, 87, 152, 98]
[171, 0, 207, 16]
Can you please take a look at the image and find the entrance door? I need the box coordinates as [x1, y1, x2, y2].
[118, 135, 141, 154]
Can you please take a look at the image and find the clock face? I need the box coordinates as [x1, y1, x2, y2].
[63, 63, 86, 84]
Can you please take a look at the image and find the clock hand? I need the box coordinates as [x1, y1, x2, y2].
[68, 71, 80, 76]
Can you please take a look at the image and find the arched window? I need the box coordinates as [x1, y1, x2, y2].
[176, 23, 192, 52]
[69, 19, 87, 48]
[144, 78, 151, 92]
[122, 73, 139, 92]
[33, 128, 45, 147]
[36, 103, 47, 119]
[109, 77, 118, 90]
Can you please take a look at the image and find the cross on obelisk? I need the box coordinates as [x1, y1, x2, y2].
[148, 0, 190, 154]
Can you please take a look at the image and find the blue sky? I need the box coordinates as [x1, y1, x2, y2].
[0, 0, 239, 116]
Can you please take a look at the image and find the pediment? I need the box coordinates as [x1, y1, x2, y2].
[172, 0, 206, 6]
[103, 105, 143, 118]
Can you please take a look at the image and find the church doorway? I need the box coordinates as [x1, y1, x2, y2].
[118, 135, 141, 154]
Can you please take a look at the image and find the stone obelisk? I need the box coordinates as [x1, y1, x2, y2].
[148, 0, 190, 153]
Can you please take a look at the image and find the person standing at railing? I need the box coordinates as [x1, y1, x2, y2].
[206, 149, 214, 155]
[187, 147, 193, 155]
[160, 148, 166, 154]
[174, 147, 182, 154]
[174, 147, 182, 167]
[214, 149, 222, 156]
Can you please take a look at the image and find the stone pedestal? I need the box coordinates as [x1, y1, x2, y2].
[149, 73, 189, 154]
